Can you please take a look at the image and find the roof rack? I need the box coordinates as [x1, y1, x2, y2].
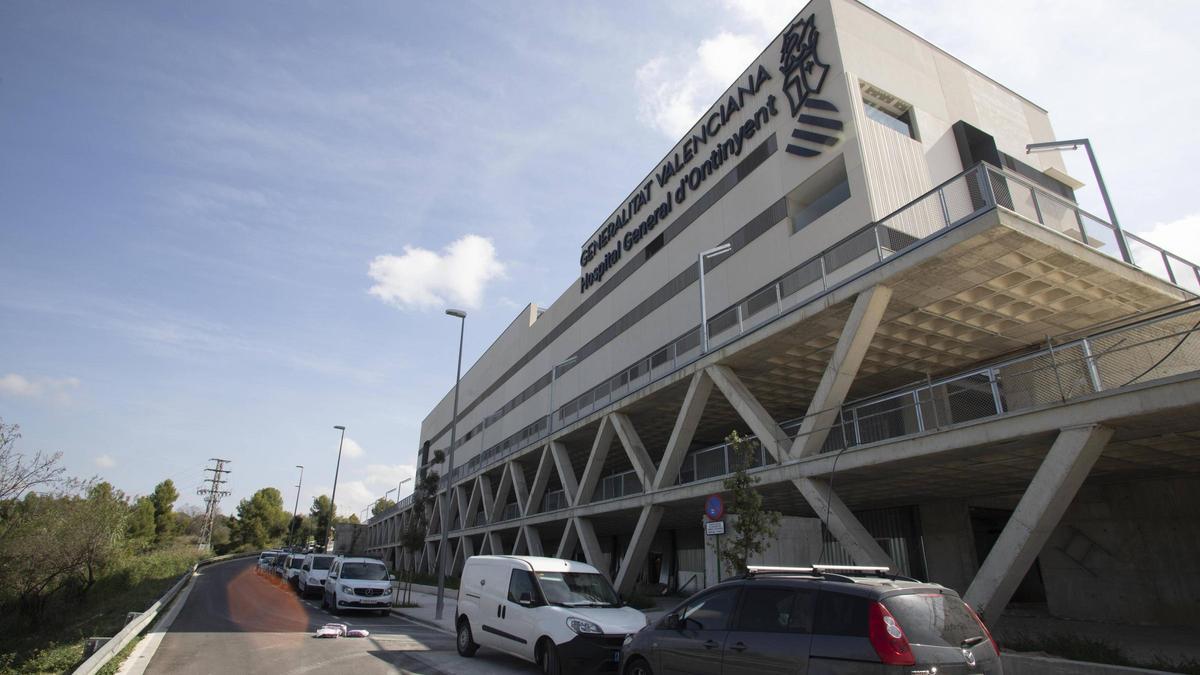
[744, 564, 917, 583]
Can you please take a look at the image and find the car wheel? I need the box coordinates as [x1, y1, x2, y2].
[625, 657, 653, 675]
[537, 639, 561, 675]
[456, 619, 478, 657]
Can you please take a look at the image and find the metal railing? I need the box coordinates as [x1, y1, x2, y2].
[416, 162, 1200, 512]
[671, 300, 1200, 486]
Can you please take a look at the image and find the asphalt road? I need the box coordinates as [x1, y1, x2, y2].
[143, 557, 538, 675]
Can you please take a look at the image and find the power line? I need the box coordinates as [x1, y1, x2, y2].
[196, 458, 232, 551]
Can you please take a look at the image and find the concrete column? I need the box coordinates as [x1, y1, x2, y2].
[654, 371, 714, 490]
[965, 424, 1113, 622]
[465, 478, 484, 529]
[610, 413, 658, 489]
[509, 462, 530, 517]
[428, 494, 444, 535]
[490, 465, 514, 524]
[919, 500, 977, 595]
[573, 517, 605, 572]
[577, 417, 616, 505]
[454, 485, 469, 530]
[487, 531, 504, 557]
[614, 506, 665, 595]
[525, 446, 554, 515]
[790, 285, 892, 459]
[550, 442, 580, 506]
[707, 364, 791, 460]
[556, 518, 578, 558]
[477, 475, 495, 524]
[793, 477, 892, 566]
[523, 525, 545, 556]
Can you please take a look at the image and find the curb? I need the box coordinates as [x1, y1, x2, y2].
[390, 608, 452, 634]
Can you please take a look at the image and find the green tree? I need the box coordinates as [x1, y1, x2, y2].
[719, 431, 781, 577]
[310, 494, 334, 548]
[76, 482, 128, 593]
[150, 479, 179, 543]
[127, 496, 156, 543]
[398, 469, 440, 603]
[232, 488, 289, 549]
[371, 497, 396, 517]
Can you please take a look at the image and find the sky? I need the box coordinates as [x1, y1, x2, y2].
[3, 0, 1199, 520]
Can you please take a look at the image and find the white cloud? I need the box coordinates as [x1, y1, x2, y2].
[0, 373, 81, 404]
[341, 437, 365, 459]
[362, 463, 417, 492]
[1135, 214, 1200, 267]
[634, 1, 806, 138]
[95, 454, 116, 469]
[368, 234, 506, 311]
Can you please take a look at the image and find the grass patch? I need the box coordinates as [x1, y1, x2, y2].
[0, 546, 203, 675]
[96, 635, 142, 675]
[1005, 632, 1200, 675]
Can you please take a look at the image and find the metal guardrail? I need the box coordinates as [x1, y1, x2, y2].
[671, 300, 1200, 486]
[387, 162, 1200, 529]
[72, 551, 260, 675]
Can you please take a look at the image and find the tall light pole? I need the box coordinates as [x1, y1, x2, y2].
[288, 465, 304, 547]
[328, 425, 346, 552]
[397, 476, 412, 499]
[698, 243, 733, 353]
[436, 308, 467, 621]
[1026, 138, 1132, 264]
[547, 355, 577, 433]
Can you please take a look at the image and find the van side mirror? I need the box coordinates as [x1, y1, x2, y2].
[518, 592, 534, 607]
[389, 574, 396, 581]
[662, 613, 682, 630]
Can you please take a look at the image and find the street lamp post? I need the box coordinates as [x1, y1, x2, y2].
[328, 425, 346, 552]
[436, 309, 467, 621]
[397, 476, 412, 499]
[698, 243, 733, 353]
[1026, 138, 1132, 264]
[547, 355, 578, 433]
[288, 465, 304, 547]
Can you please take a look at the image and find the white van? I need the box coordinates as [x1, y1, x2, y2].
[455, 555, 647, 674]
[322, 556, 394, 616]
[297, 553, 336, 598]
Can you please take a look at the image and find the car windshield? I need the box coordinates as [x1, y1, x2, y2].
[311, 557, 334, 570]
[535, 572, 620, 607]
[340, 563, 388, 580]
[883, 593, 986, 649]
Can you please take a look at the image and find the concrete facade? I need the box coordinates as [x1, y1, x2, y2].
[366, 0, 1200, 631]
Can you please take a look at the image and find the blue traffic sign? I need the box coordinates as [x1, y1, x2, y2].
[704, 494, 724, 521]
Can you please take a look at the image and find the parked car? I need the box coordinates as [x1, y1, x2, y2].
[270, 553, 287, 577]
[257, 550, 281, 574]
[620, 565, 1001, 675]
[284, 553, 305, 586]
[321, 556, 394, 616]
[297, 553, 337, 598]
[455, 555, 647, 675]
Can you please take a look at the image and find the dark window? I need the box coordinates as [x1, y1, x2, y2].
[310, 556, 334, 570]
[644, 233, 665, 259]
[507, 569, 538, 604]
[679, 587, 740, 631]
[814, 591, 869, 637]
[786, 156, 851, 234]
[883, 593, 985, 648]
[860, 81, 917, 140]
[736, 588, 795, 632]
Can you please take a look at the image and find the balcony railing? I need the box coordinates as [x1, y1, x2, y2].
[671, 300, 1200, 487]
[427, 162, 1200, 500]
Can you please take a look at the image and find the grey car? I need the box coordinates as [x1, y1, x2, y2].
[620, 565, 1001, 675]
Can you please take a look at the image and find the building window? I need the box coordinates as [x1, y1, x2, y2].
[786, 155, 851, 234]
[860, 81, 917, 140]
